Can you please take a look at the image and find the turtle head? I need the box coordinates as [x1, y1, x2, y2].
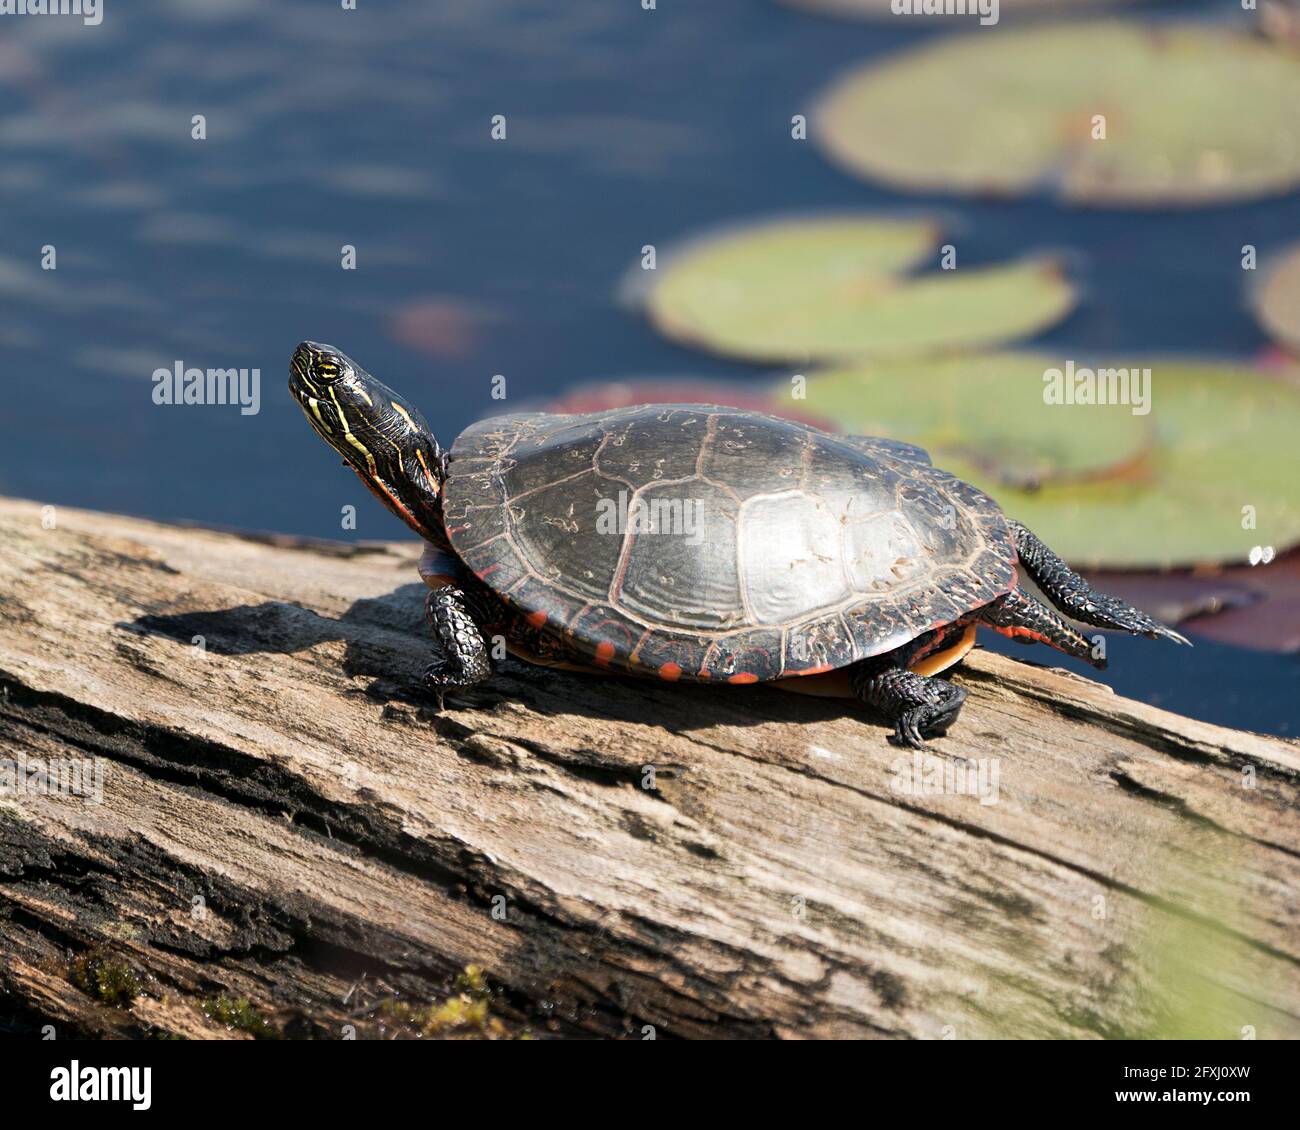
[291, 340, 353, 387]
[289, 341, 449, 545]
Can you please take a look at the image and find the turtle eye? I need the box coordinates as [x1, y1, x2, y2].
[308, 355, 351, 385]
[292, 341, 348, 384]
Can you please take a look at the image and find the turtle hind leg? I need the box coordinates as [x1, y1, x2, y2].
[1010, 521, 1191, 646]
[978, 585, 1107, 669]
[423, 585, 494, 707]
[850, 646, 968, 750]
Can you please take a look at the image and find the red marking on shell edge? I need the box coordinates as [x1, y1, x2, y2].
[727, 673, 759, 685]
[594, 641, 616, 666]
[658, 662, 682, 682]
[527, 610, 548, 628]
[476, 565, 500, 580]
[791, 663, 833, 676]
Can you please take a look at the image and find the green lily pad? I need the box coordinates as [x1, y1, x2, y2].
[791, 353, 1300, 568]
[814, 23, 1300, 206]
[802, 352, 1154, 491]
[645, 216, 1074, 363]
[1254, 242, 1300, 354]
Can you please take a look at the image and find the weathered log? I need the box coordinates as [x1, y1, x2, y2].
[0, 495, 1297, 1040]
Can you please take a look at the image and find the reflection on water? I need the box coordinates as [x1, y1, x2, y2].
[0, 0, 1293, 733]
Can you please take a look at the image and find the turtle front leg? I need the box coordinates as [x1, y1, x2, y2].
[850, 650, 968, 750]
[1010, 521, 1190, 646]
[423, 585, 494, 706]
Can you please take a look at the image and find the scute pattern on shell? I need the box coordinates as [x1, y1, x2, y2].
[443, 405, 1017, 681]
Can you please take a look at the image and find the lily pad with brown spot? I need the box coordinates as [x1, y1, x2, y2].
[793, 352, 1154, 493]
[797, 353, 1300, 568]
[814, 23, 1300, 206]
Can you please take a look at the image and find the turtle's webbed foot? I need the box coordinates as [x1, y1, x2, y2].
[851, 656, 968, 751]
[895, 683, 968, 751]
[1010, 520, 1191, 647]
[422, 655, 489, 688]
[1068, 591, 1192, 647]
[421, 649, 493, 687]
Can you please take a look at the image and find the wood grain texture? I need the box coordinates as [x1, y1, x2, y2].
[0, 496, 1296, 1040]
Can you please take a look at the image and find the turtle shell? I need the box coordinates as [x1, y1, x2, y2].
[442, 405, 1016, 682]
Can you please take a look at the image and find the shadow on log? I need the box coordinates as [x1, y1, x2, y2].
[1, 497, 1297, 1039]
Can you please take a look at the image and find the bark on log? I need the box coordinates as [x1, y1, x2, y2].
[1, 495, 1297, 1040]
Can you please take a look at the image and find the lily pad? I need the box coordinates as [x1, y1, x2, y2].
[1178, 552, 1300, 653]
[814, 23, 1300, 206]
[645, 216, 1074, 363]
[1253, 242, 1300, 354]
[795, 353, 1300, 568]
[1083, 571, 1256, 629]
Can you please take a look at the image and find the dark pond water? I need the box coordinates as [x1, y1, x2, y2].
[0, 0, 1294, 735]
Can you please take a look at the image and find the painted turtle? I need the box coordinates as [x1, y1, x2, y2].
[289, 342, 1188, 748]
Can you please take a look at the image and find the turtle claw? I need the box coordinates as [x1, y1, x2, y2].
[1082, 592, 1191, 646]
[892, 713, 931, 751]
[423, 657, 464, 707]
[894, 686, 966, 749]
[1010, 522, 1194, 650]
[1098, 599, 1192, 648]
[422, 662, 460, 708]
[852, 659, 968, 751]
[1149, 624, 1193, 647]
